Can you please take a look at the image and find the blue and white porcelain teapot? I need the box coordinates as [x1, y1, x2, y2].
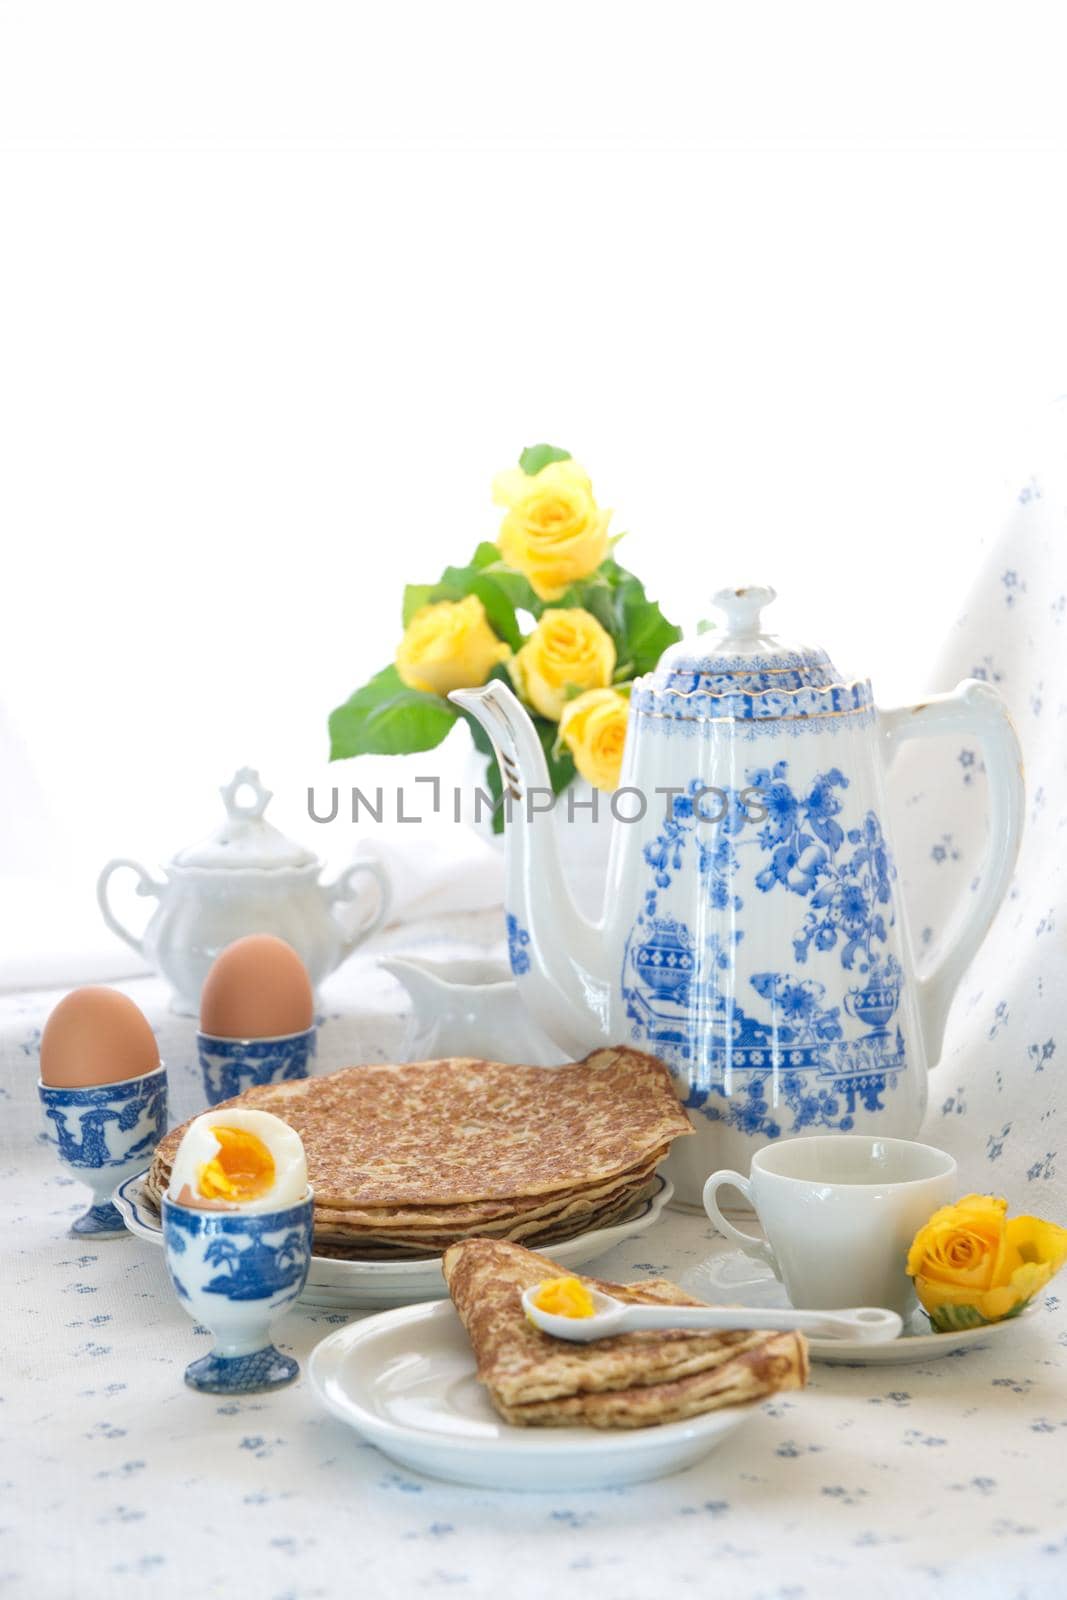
[453, 585, 1025, 1205]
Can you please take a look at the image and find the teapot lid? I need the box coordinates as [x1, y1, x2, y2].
[172, 768, 319, 872]
[634, 585, 870, 723]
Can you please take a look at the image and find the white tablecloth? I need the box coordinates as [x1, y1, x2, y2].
[5, 913, 1067, 1600]
[9, 417, 1067, 1599]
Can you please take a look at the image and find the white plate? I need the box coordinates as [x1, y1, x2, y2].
[685, 1248, 1037, 1365]
[308, 1299, 752, 1490]
[113, 1170, 674, 1309]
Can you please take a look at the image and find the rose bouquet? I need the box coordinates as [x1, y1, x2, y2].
[328, 445, 681, 830]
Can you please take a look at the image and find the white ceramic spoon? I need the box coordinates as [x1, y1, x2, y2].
[521, 1285, 903, 1344]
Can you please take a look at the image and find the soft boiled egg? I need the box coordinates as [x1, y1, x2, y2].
[167, 1108, 308, 1213]
[40, 987, 160, 1088]
[199, 935, 314, 1040]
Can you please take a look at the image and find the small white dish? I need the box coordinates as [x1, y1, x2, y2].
[114, 1170, 674, 1310]
[308, 1299, 752, 1490]
[685, 1249, 1037, 1365]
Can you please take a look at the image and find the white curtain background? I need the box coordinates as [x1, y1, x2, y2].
[2, 1, 1067, 986]
[894, 403, 1067, 1212]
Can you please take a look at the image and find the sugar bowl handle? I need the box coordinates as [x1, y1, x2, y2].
[326, 859, 391, 958]
[96, 857, 166, 957]
[880, 679, 1024, 1066]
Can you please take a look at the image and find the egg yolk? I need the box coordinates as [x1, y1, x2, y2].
[532, 1276, 596, 1319]
[197, 1127, 276, 1203]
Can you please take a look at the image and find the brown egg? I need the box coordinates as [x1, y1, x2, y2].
[40, 987, 161, 1088]
[199, 935, 314, 1039]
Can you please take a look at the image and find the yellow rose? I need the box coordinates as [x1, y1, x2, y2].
[510, 608, 616, 722]
[907, 1193, 1067, 1331]
[493, 459, 611, 601]
[559, 688, 630, 791]
[395, 595, 510, 696]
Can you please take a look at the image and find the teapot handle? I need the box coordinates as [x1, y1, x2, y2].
[326, 859, 391, 958]
[96, 857, 166, 957]
[879, 680, 1024, 1066]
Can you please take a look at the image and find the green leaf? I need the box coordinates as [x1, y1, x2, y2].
[441, 544, 542, 620]
[401, 584, 435, 625]
[552, 572, 619, 636]
[466, 573, 524, 649]
[616, 572, 683, 675]
[926, 1302, 988, 1333]
[478, 563, 542, 617]
[328, 665, 459, 759]
[413, 545, 525, 650]
[535, 715, 576, 794]
[519, 443, 571, 476]
[469, 542, 501, 570]
[926, 1294, 1032, 1334]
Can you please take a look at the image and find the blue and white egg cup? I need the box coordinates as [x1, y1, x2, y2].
[197, 1026, 316, 1106]
[38, 1066, 168, 1237]
[162, 1190, 314, 1394]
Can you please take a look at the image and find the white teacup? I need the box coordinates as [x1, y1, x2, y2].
[703, 1135, 958, 1317]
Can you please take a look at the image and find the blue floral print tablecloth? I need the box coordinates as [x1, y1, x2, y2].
[7, 419, 1067, 1600]
[3, 943, 1067, 1600]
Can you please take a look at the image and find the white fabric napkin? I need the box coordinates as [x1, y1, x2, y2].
[350, 821, 504, 926]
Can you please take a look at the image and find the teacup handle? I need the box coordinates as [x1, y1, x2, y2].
[702, 1170, 780, 1277]
[327, 859, 391, 958]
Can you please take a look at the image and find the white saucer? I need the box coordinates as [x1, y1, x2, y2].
[308, 1299, 752, 1490]
[685, 1249, 1036, 1365]
[113, 1170, 673, 1310]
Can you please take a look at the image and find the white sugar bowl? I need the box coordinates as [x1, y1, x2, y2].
[97, 768, 390, 1014]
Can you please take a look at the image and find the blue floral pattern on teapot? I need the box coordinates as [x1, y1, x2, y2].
[621, 766, 908, 1142]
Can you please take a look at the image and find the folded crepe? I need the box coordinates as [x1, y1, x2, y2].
[146, 1047, 691, 1259]
[442, 1238, 808, 1428]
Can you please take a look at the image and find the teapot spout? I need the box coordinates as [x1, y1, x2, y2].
[449, 681, 611, 1057]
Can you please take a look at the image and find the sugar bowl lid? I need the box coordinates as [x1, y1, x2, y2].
[171, 768, 318, 872]
[634, 585, 868, 722]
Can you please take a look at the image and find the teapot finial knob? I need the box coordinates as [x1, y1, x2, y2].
[712, 584, 777, 639]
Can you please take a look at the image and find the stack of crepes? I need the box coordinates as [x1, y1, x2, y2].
[146, 1048, 691, 1258]
[443, 1237, 809, 1428]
